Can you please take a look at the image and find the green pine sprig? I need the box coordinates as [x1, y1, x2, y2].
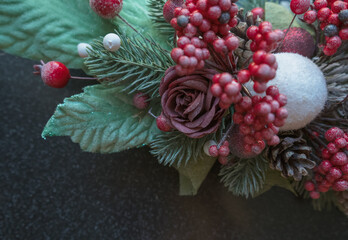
[84, 31, 174, 99]
[312, 191, 338, 211]
[219, 156, 268, 198]
[147, 0, 175, 43]
[150, 130, 217, 167]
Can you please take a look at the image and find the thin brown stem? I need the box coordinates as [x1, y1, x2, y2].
[277, 14, 297, 52]
[241, 85, 252, 98]
[241, 55, 252, 69]
[304, 127, 327, 148]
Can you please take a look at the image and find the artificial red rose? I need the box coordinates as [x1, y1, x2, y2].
[159, 67, 226, 138]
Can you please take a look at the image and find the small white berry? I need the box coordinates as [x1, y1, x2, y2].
[203, 140, 217, 156]
[103, 33, 121, 52]
[77, 43, 92, 58]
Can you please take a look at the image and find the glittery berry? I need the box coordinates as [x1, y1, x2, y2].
[324, 24, 339, 37]
[290, 0, 310, 14]
[133, 92, 149, 110]
[156, 113, 172, 132]
[38, 61, 71, 88]
[338, 10, 348, 23]
[89, 0, 123, 19]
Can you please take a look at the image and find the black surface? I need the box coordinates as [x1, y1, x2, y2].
[1, 51, 348, 240]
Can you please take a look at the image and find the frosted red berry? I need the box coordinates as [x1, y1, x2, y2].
[133, 92, 149, 109]
[290, 0, 310, 14]
[304, 181, 315, 191]
[304, 10, 317, 24]
[156, 114, 172, 132]
[40, 61, 71, 88]
[89, 0, 123, 19]
[251, 7, 265, 21]
[310, 191, 321, 199]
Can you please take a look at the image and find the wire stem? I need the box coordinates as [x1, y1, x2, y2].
[277, 14, 297, 51]
[70, 76, 98, 80]
[218, 123, 234, 148]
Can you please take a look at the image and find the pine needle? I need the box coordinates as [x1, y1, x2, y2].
[147, 0, 175, 43]
[219, 156, 268, 198]
[312, 191, 338, 211]
[84, 31, 174, 99]
[150, 130, 217, 167]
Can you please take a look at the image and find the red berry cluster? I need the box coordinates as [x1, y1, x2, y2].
[208, 140, 231, 165]
[232, 86, 288, 154]
[303, 0, 348, 55]
[171, 36, 209, 75]
[245, 22, 284, 93]
[246, 22, 285, 53]
[248, 50, 278, 93]
[210, 72, 242, 109]
[169, 0, 240, 75]
[305, 127, 348, 199]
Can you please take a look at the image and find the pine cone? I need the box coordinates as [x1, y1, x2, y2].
[337, 191, 348, 216]
[267, 131, 316, 181]
[231, 9, 261, 68]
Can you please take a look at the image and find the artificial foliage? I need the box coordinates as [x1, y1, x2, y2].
[85, 33, 173, 98]
[1, 0, 348, 217]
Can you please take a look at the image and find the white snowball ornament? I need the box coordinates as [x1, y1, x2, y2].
[272, 53, 327, 131]
[77, 43, 92, 58]
[103, 33, 121, 52]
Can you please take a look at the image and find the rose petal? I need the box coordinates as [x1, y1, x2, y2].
[187, 93, 204, 121]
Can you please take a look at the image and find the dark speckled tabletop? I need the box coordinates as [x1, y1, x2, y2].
[1, 51, 348, 239]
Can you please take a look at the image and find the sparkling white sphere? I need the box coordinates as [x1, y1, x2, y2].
[103, 33, 121, 52]
[272, 53, 327, 131]
[77, 43, 92, 58]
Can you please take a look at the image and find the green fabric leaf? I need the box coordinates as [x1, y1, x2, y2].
[255, 169, 297, 197]
[175, 156, 216, 196]
[42, 84, 160, 153]
[0, 0, 115, 68]
[238, 0, 281, 12]
[265, 2, 301, 30]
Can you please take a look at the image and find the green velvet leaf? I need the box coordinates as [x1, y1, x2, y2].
[255, 169, 297, 197]
[42, 84, 160, 153]
[0, 0, 115, 68]
[175, 156, 216, 196]
[265, 2, 301, 30]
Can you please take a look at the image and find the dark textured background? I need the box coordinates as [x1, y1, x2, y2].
[1, 51, 348, 240]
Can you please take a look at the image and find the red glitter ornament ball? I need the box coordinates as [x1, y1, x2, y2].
[279, 27, 315, 58]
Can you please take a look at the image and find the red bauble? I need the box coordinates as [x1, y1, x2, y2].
[279, 27, 315, 58]
[89, 0, 123, 19]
